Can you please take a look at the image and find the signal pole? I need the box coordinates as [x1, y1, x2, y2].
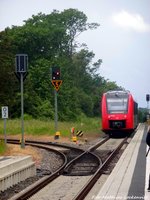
[51, 67, 62, 136]
[54, 89, 58, 132]
[2, 106, 8, 145]
[15, 54, 28, 148]
[20, 73, 24, 148]
[146, 94, 150, 120]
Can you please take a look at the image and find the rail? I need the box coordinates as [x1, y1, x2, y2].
[73, 137, 128, 200]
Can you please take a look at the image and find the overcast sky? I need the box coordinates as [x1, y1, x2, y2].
[0, 0, 150, 108]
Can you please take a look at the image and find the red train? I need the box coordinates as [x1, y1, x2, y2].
[101, 90, 138, 134]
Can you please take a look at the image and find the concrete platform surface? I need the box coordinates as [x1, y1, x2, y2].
[94, 123, 149, 200]
[0, 155, 36, 192]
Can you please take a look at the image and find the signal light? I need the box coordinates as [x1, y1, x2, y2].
[146, 94, 150, 102]
[15, 54, 28, 73]
[52, 67, 61, 80]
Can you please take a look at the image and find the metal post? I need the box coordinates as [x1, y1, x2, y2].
[148, 174, 150, 190]
[54, 90, 58, 132]
[147, 101, 150, 120]
[4, 118, 7, 145]
[21, 73, 25, 148]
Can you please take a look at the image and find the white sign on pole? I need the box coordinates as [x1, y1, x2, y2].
[2, 106, 8, 119]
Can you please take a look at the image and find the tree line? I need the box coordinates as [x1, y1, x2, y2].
[0, 9, 120, 121]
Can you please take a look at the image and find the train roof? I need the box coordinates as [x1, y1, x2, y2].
[104, 90, 130, 95]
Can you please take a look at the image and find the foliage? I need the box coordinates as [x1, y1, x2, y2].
[138, 107, 148, 122]
[0, 9, 120, 121]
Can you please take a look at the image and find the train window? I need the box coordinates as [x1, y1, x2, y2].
[134, 102, 138, 114]
[106, 95, 128, 114]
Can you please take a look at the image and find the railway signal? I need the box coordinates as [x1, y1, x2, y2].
[15, 54, 28, 148]
[51, 67, 62, 137]
[51, 80, 62, 92]
[146, 94, 150, 118]
[15, 54, 28, 81]
[52, 67, 61, 80]
[15, 54, 28, 73]
[51, 67, 62, 91]
[146, 94, 150, 102]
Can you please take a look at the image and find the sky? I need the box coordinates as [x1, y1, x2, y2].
[0, 0, 150, 108]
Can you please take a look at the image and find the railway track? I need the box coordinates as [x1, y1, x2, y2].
[0, 137, 107, 199]
[63, 137, 109, 176]
[73, 137, 128, 200]
[5, 140, 68, 200]
[1, 138, 86, 200]
[1, 136, 129, 200]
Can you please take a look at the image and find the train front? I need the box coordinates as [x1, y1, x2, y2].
[101, 90, 134, 134]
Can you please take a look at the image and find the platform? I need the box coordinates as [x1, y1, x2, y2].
[0, 156, 36, 192]
[94, 123, 150, 200]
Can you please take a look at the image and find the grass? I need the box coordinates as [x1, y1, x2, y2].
[0, 117, 102, 137]
[0, 139, 7, 154]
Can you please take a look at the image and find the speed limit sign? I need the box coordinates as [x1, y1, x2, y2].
[2, 106, 8, 119]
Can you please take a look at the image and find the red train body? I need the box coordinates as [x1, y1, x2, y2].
[101, 90, 138, 134]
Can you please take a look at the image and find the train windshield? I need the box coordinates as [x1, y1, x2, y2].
[106, 92, 128, 114]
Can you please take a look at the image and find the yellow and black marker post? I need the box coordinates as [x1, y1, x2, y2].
[76, 130, 83, 137]
[71, 127, 77, 143]
[54, 131, 60, 139]
[72, 136, 77, 143]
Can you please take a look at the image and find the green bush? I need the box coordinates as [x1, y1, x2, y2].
[24, 114, 33, 120]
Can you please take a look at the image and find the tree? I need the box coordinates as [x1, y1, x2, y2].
[0, 9, 123, 120]
[60, 9, 99, 55]
[0, 30, 18, 117]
